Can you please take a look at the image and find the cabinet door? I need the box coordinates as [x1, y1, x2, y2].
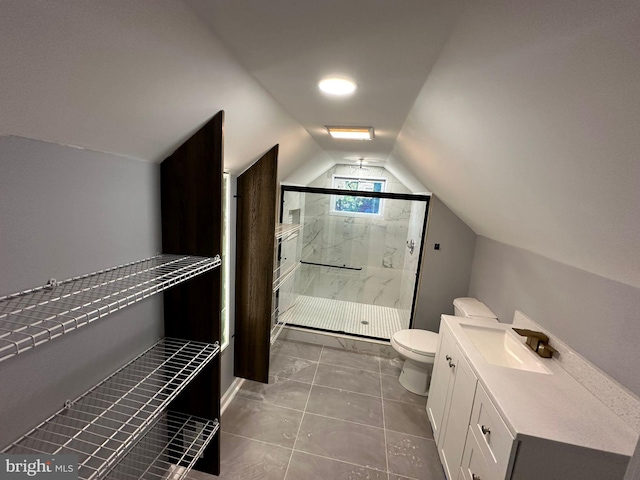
[440, 343, 477, 480]
[427, 327, 457, 445]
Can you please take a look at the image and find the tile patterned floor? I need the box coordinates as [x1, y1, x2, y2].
[190, 339, 445, 480]
[285, 295, 410, 340]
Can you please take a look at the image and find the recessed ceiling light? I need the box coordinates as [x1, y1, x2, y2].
[326, 126, 375, 140]
[318, 77, 357, 96]
[344, 156, 384, 164]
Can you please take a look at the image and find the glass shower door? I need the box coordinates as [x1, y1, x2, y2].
[280, 186, 429, 341]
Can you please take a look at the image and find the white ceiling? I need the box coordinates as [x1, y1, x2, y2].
[1, 1, 638, 290]
[189, 0, 640, 289]
[188, 0, 465, 167]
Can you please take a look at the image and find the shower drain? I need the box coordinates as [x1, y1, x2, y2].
[361, 320, 369, 325]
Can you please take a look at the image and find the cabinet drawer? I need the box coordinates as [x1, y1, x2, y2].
[459, 427, 491, 480]
[470, 383, 515, 479]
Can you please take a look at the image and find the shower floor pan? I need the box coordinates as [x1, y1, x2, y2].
[285, 295, 409, 341]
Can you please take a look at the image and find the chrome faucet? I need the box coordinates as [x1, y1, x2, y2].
[512, 328, 557, 358]
[407, 239, 415, 255]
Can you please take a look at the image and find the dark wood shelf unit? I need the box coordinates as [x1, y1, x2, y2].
[161, 111, 224, 475]
[234, 145, 279, 383]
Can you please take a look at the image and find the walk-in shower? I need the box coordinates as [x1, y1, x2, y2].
[279, 182, 429, 341]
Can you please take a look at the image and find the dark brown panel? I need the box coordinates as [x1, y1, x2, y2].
[234, 145, 278, 383]
[160, 111, 223, 475]
[161, 112, 223, 258]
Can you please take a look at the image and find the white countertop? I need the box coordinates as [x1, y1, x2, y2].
[442, 315, 639, 458]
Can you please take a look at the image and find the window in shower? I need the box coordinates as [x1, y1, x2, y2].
[331, 175, 386, 216]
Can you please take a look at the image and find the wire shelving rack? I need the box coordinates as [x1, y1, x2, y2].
[0, 254, 221, 362]
[274, 223, 303, 241]
[2, 337, 220, 480]
[103, 411, 218, 480]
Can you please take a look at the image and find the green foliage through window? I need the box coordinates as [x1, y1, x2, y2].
[332, 176, 385, 215]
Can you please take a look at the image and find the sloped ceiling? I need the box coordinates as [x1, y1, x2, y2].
[0, 0, 331, 179]
[189, 0, 640, 288]
[1, 1, 638, 289]
[187, 0, 464, 167]
[394, 0, 640, 288]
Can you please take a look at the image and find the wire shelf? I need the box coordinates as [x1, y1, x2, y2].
[270, 305, 298, 345]
[3, 337, 220, 480]
[272, 262, 300, 292]
[0, 254, 221, 362]
[274, 223, 303, 241]
[104, 411, 218, 480]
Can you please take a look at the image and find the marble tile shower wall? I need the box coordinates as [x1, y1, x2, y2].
[282, 166, 423, 310]
[297, 264, 404, 309]
[300, 197, 412, 309]
[302, 199, 411, 266]
[399, 200, 427, 311]
[309, 165, 412, 196]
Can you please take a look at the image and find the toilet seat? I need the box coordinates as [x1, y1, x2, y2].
[392, 329, 439, 357]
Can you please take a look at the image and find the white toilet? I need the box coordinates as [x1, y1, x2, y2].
[391, 329, 439, 396]
[452, 297, 499, 325]
[391, 297, 498, 396]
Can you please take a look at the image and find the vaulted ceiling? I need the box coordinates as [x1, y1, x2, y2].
[1, 0, 638, 289]
[188, 0, 464, 168]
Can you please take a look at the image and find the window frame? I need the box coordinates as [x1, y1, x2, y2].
[330, 175, 387, 217]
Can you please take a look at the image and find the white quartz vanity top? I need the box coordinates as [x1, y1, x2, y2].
[442, 315, 639, 457]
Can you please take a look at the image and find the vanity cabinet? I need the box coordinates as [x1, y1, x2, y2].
[428, 326, 478, 480]
[428, 323, 519, 479]
[427, 317, 636, 480]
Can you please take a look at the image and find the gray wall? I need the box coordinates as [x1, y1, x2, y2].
[220, 174, 237, 395]
[469, 236, 640, 398]
[0, 136, 162, 448]
[413, 195, 477, 332]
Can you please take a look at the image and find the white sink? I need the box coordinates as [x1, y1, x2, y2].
[460, 324, 552, 374]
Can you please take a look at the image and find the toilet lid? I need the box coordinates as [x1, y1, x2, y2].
[393, 329, 439, 356]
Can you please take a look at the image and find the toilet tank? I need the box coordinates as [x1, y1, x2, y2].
[453, 297, 498, 321]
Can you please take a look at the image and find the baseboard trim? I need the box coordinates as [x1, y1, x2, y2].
[220, 377, 245, 415]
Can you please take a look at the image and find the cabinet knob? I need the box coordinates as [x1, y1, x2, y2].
[448, 360, 456, 368]
[445, 355, 452, 361]
[481, 425, 491, 435]
[472, 474, 481, 480]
